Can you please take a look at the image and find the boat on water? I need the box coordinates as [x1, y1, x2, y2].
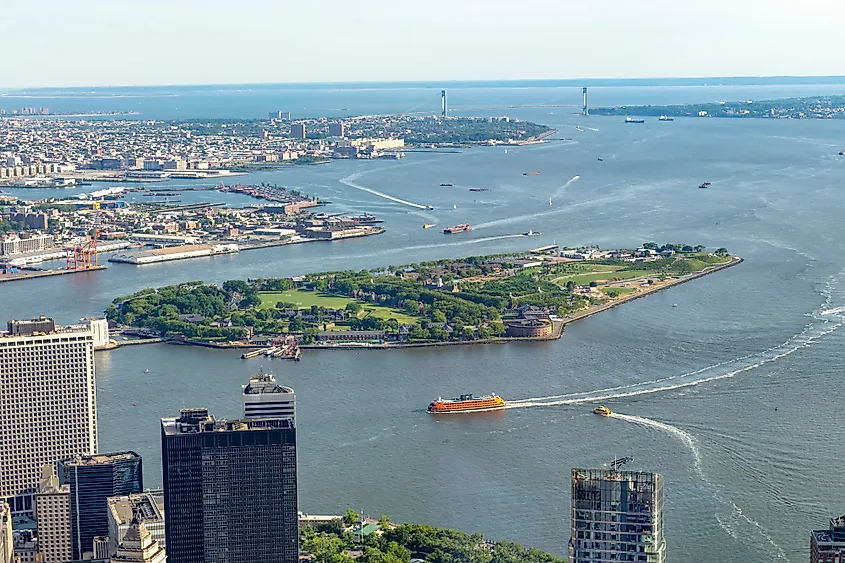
[443, 224, 472, 234]
[699, 182, 712, 189]
[427, 393, 506, 413]
[523, 230, 540, 236]
[468, 188, 489, 192]
[440, 183, 454, 187]
[658, 115, 674, 121]
[593, 405, 612, 416]
[523, 171, 542, 176]
[422, 223, 435, 229]
[597, 157, 604, 162]
[425, 205, 435, 210]
[625, 117, 645, 123]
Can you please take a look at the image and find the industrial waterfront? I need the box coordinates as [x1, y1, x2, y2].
[4, 84, 845, 562]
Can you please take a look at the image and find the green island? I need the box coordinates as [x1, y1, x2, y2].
[105, 243, 737, 347]
[301, 510, 564, 563]
[590, 95, 845, 120]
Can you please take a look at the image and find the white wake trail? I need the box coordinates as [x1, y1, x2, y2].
[340, 172, 431, 210]
[552, 175, 580, 200]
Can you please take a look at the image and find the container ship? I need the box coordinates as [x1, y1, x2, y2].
[443, 224, 472, 234]
[427, 393, 506, 413]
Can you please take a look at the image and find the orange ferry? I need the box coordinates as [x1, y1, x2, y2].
[427, 393, 506, 413]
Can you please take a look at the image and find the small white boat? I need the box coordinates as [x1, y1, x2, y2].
[144, 369, 150, 373]
[672, 304, 678, 308]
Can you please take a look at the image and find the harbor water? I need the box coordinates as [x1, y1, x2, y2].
[3, 84, 845, 562]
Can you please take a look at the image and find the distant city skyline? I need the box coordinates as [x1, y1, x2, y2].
[3, 0, 844, 88]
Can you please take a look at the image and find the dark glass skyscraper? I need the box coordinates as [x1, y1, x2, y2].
[58, 451, 143, 560]
[161, 408, 298, 563]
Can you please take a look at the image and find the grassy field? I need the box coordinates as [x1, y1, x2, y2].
[258, 289, 419, 324]
[259, 289, 355, 309]
[602, 287, 637, 297]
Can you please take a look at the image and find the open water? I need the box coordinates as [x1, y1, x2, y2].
[4, 83, 845, 561]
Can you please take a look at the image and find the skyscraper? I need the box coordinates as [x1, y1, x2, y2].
[161, 408, 298, 563]
[810, 515, 845, 563]
[0, 502, 11, 563]
[242, 371, 296, 422]
[107, 492, 165, 557]
[441, 89, 448, 117]
[0, 317, 97, 514]
[35, 465, 71, 563]
[328, 122, 346, 138]
[110, 511, 166, 563]
[291, 122, 306, 139]
[58, 452, 143, 560]
[570, 467, 665, 563]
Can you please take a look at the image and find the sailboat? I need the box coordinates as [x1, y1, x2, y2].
[549, 197, 552, 206]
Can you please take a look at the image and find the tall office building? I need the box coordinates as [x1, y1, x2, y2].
[107, 491, 165, 556]
[0, 502, 11, 563]
[0, 317, 97, 514]
[242, 371, 296, 422]
[290, 122, 306, 139]
[810, 515, 845, 563]
[59, 452, 143, 560]
[35, 465, 71, 563]
[161, 408, 298, 563]
[570, 467, 665, 563]
[110, 513, 166, 563]
[328, 122, 346, 138]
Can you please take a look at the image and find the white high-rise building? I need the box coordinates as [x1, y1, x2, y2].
[0, 502, 12, 563]
[0, 317, 97, 514]
[110, 513, 166, 563]
[242, 371, 295, 422]
[35, 465, 71, 563]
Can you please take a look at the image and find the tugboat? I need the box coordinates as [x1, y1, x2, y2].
[698, 182, 712, 189]
[625, 117, 645, 124]
[593, 405, 612, 416]
[427, 393, 506, 413]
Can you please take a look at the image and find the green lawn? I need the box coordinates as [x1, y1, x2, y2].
[602, 287, 637, 297]
[363, 307, 419, 324]
[259, 289, 355, 310]
[258, 289, 419, 324]
[564, 269, 652, 286]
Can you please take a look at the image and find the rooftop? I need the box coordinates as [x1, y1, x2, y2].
[162, 408, 294, 436]
[243, 371, 294, 395]
[107, 491, 164, 525]
[60, 451, 141, 467]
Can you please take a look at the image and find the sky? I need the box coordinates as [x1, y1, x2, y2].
[3, 0, 844, 88]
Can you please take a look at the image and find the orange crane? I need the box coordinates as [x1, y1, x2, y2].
[65, 202, 101, 270]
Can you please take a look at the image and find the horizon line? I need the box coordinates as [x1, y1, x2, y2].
[5, 75, 845, 92]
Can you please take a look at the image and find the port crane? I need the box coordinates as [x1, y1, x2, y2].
[65, 202, 101, 270]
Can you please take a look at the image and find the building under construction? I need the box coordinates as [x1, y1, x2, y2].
[570, 465, 665, 563]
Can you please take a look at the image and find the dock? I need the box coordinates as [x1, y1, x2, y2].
[529, 244, 560, 254]
[0, 265, 106, 283]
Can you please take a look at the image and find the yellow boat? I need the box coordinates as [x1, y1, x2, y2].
[593, 405, 612, 416]
[423, 223, 435, 229]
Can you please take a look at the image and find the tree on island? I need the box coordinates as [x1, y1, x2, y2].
[715, 247, 729, 255]
[342, 509, 360, 527]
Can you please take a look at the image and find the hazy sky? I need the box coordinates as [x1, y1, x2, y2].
[3, 0, 843, 88]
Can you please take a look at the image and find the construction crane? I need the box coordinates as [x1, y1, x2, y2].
[609, 456, 633, 471]
[65, 202, 101, 270]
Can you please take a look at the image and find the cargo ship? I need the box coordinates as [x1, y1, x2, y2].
[625, 117, 645, 124]
[427, 393, 506, 413]
[443, 224, 472, 234]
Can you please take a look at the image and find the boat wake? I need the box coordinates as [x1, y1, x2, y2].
[552, 175, 580, 200]
[340, 172, 431, 210]
[505, 307, 844, 410]
[608, 411, 789, 561]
